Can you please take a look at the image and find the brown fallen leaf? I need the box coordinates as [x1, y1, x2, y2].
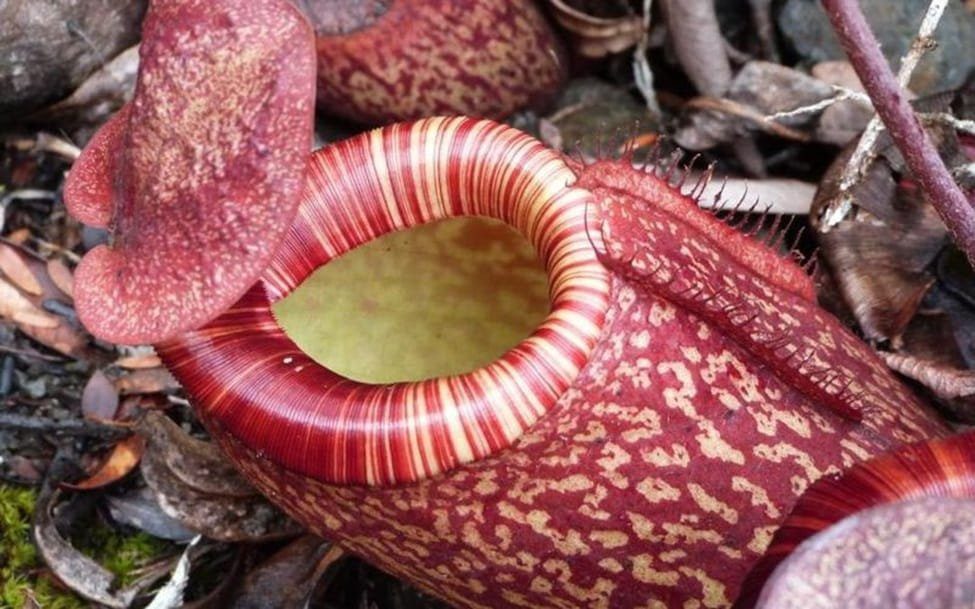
[0, 241, 43, 295]
[140, 441, 301, 543]
[18, 319, 89, 359]
[30, 45, 140, 128]
[62, 435, 144, 490]
[811, 116, 960, 342]
[3, 239, 72, 302]
[182, 546, 247, 609]
[33, 487, 141, 608]
[46, 258, 75, 300]
[547, 0, 644, 58]
[231, 536, 344, 609]
[5, 454, 44, 483]
[13, 309, 59, 329]
[0, 276, 54, 324]
[107, 486, 197, 542]
[5, 228, 30, 245]
[675, 61, 832, 151]
[137, 411, 255, 498]
[116, 394, 168, 421]
[115, 367, 180, 395]
[115, 353, 163, 369]
[0, 274, 88, 358]
[81, 369, 120, 421]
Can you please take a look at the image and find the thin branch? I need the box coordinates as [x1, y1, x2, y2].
[920, 113, 975, 136]
[768, 86, 870, 120]
[0, 412, 129, 439]
[819, 0, 950, 228]
[819, 0, 975, 269]
[632, 0, 661, 115]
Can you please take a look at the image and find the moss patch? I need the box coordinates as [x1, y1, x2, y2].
[1, 484, 171, 608]
[0, 484, 84, 609]
[74, 522, 169, 587]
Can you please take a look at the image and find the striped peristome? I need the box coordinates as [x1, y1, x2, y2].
[161, 117, 612, 486]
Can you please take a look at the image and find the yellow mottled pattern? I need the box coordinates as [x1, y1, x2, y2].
[315, 0, 565, 123]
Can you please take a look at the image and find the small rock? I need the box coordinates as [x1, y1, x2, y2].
[0, 0, 146, 121]
[777, 0, 975, 94]
[15, 370, 47, 399]
[544, 78, 659, 158]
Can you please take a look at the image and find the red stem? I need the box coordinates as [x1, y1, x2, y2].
[821, 0, 975, 267]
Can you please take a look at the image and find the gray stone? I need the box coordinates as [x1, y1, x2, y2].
[0, 0, 145, 121]
[778, 0, 975, 94]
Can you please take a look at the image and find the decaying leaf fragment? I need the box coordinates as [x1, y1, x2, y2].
[33, 487, 149, 608]
[137, 412, 300, 542]
[547, 0, 644, 58]
[62, 435, 145, 491]
[232, 536, 345, 609]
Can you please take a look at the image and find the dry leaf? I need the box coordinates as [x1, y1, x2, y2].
[13, 309, 58, 328]
[675, 61, 832, 150]
[141, 443, 301, 543]
[231, 536, 343, 609]
[0, 271, 87, 358]
[115, 368, 180, 395]
[33, 488, 140, 608]
[115, 353, 163, 369]
[0, 242, 42, 295]
[46, 258, 75, 299]
[548, 0, 644, 58]
[136, 412, 300, 542]
[32, 45, 140, 127]
[81, 370, 120, 420]
[5, 228, 30, 245]
[137, 411, 255, 498]
[19, 319, 89, 359]
[107, 487, 197, 542]
[0, 276, 49, 321]
[62, 435, 144, 490]
[144, 535, 200, 609]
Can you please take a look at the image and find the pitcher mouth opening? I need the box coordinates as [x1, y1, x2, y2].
[158, 117, 611, 487]
[271, 216, 554, 384]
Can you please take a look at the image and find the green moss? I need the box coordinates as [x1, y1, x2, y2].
[0, 484, 85, 609]
[82, 527, 168, 586]
[0, 484, 170, 608]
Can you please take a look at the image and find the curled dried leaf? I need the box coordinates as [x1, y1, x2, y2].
[115, 353, 163, 369]
[107, 487, 197, 542]
[0, 276, 87, 357]
[46, 258, 75, 300]
[137, 411, 254, 498]
[33, 487, 139, 608]
[548, 0, 644, 58]
[115, 368, 179, 396]
[232, 536, 343, 609]
[62, 435, 144, 490]
[140, 441, 301, 543]
[31, 45, 140, 128]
